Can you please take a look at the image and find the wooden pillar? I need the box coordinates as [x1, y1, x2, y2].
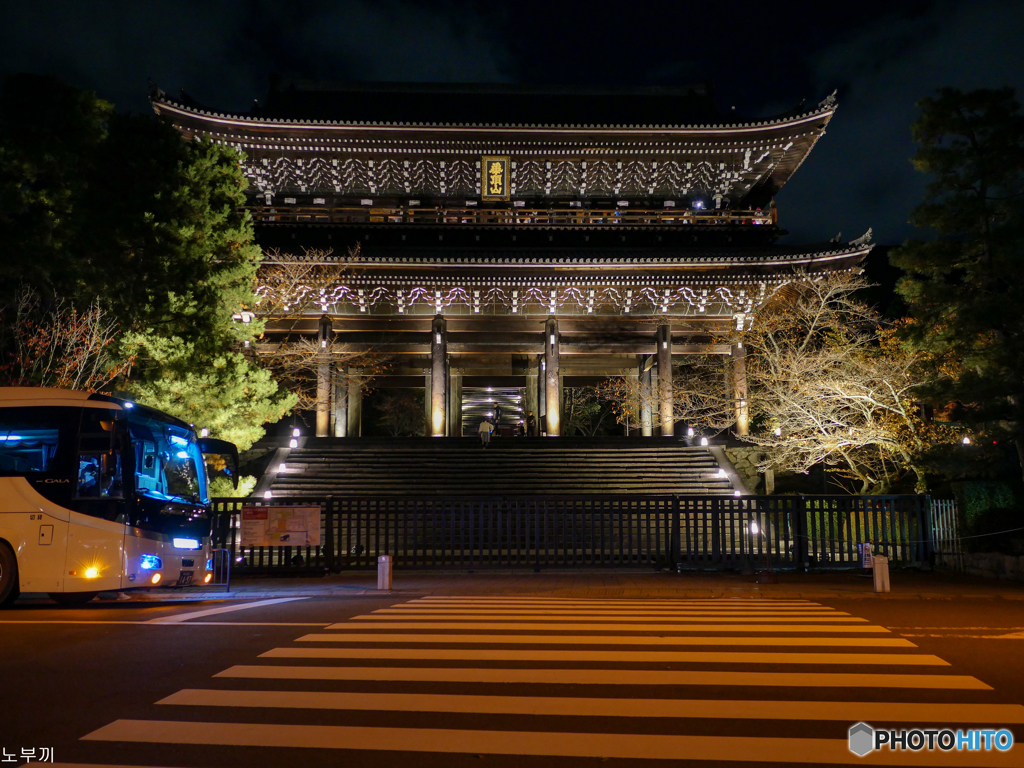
[430, 315, 447, 437]
[638, 354, 653, 437]
[732, 342, 749, 436]
[449, 370, 462, 437]
[625, 366, 638, 436]
[423, 371, 432, 436]
[657, 324, 674, 436]
[544, 316, 560, 436]
[525, 362, 538, 437]
[315, 315, 332, 437]
[537, 353, 547, 435]
[332, 365, 347, 437]
[346, 369, 362, 437]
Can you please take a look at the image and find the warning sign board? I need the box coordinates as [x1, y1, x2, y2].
[240, 505, 321, 548]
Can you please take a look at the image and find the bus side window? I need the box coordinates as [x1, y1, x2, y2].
[76, 452, 123, 499]
[75, 409, 125, 521]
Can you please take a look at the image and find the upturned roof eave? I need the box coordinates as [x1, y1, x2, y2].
[259, 243, 872, 270]
[150, 94, 837, 136]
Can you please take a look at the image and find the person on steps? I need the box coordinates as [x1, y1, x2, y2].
[478, 417, 493, 448]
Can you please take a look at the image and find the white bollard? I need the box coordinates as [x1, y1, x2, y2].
[872, 555, 890, 593]
[377, 554, 393, 590]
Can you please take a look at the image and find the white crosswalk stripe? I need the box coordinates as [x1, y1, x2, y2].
[81, 596, 1024, 766]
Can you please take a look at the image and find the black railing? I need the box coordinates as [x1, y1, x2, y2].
[210, 494, 934, 574]
[251, 205, 775, 228]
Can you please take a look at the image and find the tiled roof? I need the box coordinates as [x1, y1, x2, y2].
[150, 84, 837, 133]
[262, 241, 872, 268]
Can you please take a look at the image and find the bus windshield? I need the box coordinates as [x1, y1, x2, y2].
[128, 411, 209, 505]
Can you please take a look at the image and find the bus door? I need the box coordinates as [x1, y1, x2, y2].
[64, 408, 127, 593]
[0, 406, 76, 593]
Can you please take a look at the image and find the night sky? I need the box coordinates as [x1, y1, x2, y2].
[3, 0, 1022, 245]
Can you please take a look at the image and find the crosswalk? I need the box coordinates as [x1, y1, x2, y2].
[81, 596, 1024, 766]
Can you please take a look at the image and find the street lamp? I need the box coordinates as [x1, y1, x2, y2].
[749, 518, 778, 583]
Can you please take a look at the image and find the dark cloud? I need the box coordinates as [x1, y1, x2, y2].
[2, 1, 1022, 245]
[0, 1, 514, 113]
[776, 0, 1024, 244]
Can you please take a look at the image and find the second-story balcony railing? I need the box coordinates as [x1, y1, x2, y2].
[251, 204, 777, 228]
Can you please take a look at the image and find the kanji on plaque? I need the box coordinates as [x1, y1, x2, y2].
[481, 155, 509, 200]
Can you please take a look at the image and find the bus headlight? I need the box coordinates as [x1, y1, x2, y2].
[151, 573, 162, 585]
[204, 573, 213, 584]
[140, 555, 162, 570]
[172, 538, 201, 550]
[84, 567, 99, 579]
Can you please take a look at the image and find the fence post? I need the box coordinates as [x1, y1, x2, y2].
[711, 496, 721, 569]
[794, 496, 809, 572]
[325, 496, 336, 573]
[671, 495, 681, 570]
[920, 495, 935, 570]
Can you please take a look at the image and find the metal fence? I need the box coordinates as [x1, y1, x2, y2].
[930, 498, 964, 572]
[211, 494, 935, 574]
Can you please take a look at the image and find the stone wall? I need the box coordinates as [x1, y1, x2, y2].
[958, 552, 1024, 582]
[723, 447, 766, 493]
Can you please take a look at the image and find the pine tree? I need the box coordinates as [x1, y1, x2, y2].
[891, 87, 1024, 476]
[0, 74, 296, 449]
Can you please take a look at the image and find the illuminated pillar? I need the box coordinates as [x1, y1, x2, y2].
[449, 370, 462, 437]
[347, 368, 362, 438]
[537, 354, 546, 435]
[423, 371, 431, 435]
[639, 354, 653, 437]
[544, 316, 560, 436]
[657, 324, 674, 436]
[732, 341, 749, 436]
[430, 315, 447, 437]
[525, 361, 538, 436]
[332, 365, 347, 437]
[316, 315, 332, 437]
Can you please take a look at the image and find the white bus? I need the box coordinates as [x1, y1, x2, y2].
[0, 388, 238, 606]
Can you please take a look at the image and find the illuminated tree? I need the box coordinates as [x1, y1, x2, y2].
[0, 287, 133, 391]
[890, 87, 1024, 478]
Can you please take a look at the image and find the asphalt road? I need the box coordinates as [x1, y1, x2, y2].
[1, 593, 1022, 767]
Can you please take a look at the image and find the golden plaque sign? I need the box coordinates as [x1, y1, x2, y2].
[481, 155, 510, 200]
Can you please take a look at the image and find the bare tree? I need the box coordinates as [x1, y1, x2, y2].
[373, 391, 424, 436]
[251, 244, 389, 413]
[0, 287, 133, 391]
[563, 387, 616, 436]
[594, 270, 955, 492]
[741, 272, 954, 493]
[672, 354, 735, 434]
[592, 376, 643, 431]
[256, 338, 386, 412]
[255, 245, 365, 319]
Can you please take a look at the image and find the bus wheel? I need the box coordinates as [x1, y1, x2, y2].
[48, 592, 98, 607]
[0, 543, 19, 607]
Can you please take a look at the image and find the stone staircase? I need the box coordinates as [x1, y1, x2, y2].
[258, 436, 738, 497]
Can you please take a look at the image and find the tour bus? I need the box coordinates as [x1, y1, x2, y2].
[0, 388, 238, 606]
